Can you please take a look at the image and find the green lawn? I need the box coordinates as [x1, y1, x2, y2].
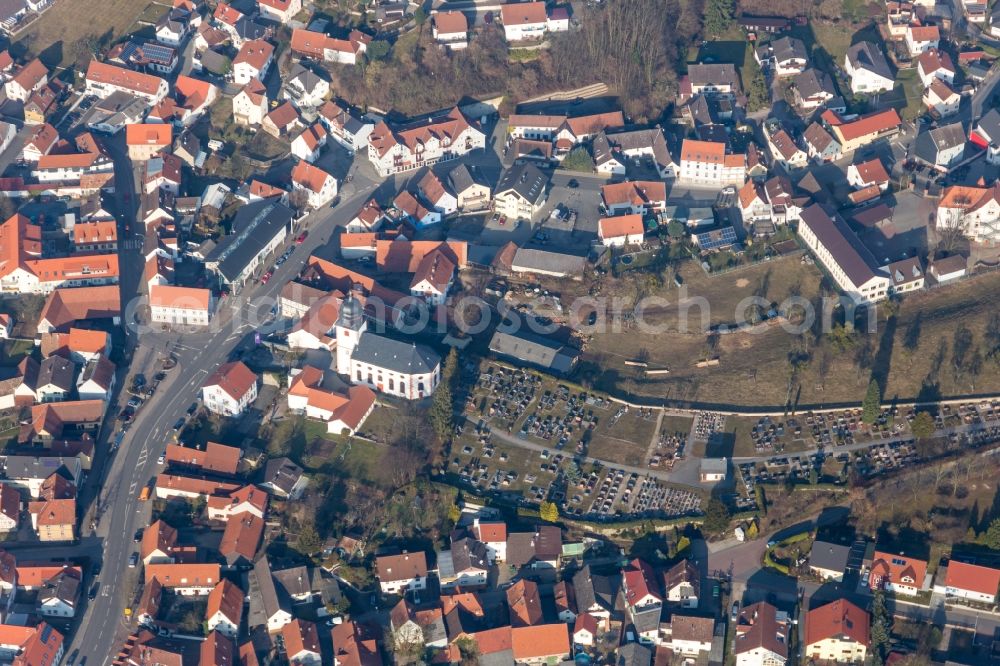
[895, 68, 926, 121]
[0, 339, 33, 367]
[811, 20, 882, 74]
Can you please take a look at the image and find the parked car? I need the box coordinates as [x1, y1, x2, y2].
[128, 553, 138, 568]
[133, 529, 143, 543]
[296, 231, 308, 244]
[173, 418, 185, 431]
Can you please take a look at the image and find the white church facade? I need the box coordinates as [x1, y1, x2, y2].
[334, 291, 441, 400]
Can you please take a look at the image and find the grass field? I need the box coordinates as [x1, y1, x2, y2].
[583, 262, 1000, 409]
[587, 409, 658, 467]
[13, 0, 161, 68]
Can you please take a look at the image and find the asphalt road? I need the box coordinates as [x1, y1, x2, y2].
[66, 156, 383, 665]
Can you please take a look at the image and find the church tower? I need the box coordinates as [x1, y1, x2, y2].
[334, 285, 366, 376]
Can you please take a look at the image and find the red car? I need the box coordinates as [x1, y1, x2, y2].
[498, 217, 506, 226]
[261, 270, 273, 284]
[296, 231, 308, 244]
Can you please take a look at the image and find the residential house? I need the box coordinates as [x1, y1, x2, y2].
[500, 1, 548, 41]
[493, 162, 549, 220]
[971, 108, 1000, 165]
[767, 127, 807, 170]
[85, 60, 169, 104]
[282, 619, 321, 666]
[432, 11, 468, 49]
[258, 0, 302, 23]
[317, 100, 374, 153]
[679, 139, 746, 187]
[206, 484, 268, 522]
[201, 360, 258, 416]
[809, 540, 852, 581]
[917, 48, 955, 86]
[471, 519, 507, 562]
[622, 558, 662, 612]
[824, 108, 902, 153]
[933, 559, 1000, 603]
[291, 123, 328, 163]
[21, 123, 58, 163]
[507, 579, 543, 626]
[149, 285, 213, 327]
[593, 127, 676, 178]
[145, 563, 220, 595]
[663, 559, 699, 608]
[4, 59, 47, 102]
[757, 36, 808, 76]
[0, 483, 19, 532]
[219, 512, 264, 567]
[413, 169, 456, 215]
[76, 356, 115, 402]
[282, 64, 330, 109]
[792, 69, 837, 109]
[232, 39, 274, 85]
[126, 124, 172, 161]
[263, 101, 302, 139]
[291, 161, 338, 209]
[367, 107, 485, 176]
[684, 63, 741, 99]
[869, 549, 928, 596]
[573, 565, 620, 622]
[261, 457, 309, 499]
[924, 79, 961, 117]
[289, 27, 370, 65]
[735, 602, 790, 666]
[286, 367, 377, 435]
[805, 599, 870, 664]
[598, 214, 644, 247]
[37, 570, 80, 618]
[233, 78, 267, 126]
[447, 163, 491, 211]
[936, 183, 1000, 242]
[375, 551, 428, 595]
[914, 122, 966, 170]
[28, 498, 76, 541]
[847, 158, 890, 191]
[601, 180, 667, 215]
[23, 84, 60, 125]
[438, 537, 490, 590]
[662, 614, 714, 656]
[844, 42, 894, 94]
[906, 23, 939, 56]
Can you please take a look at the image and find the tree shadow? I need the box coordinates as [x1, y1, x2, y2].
[870, 314, 897, 392]
[37, 41, 63, 69]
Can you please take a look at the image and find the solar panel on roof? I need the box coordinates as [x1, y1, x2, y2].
[696, 226, 738, 251]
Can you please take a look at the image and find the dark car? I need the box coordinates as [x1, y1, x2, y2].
[92, 561, 102, 577]
[127, 396, 141, 409]
[173, 418, 185, 431]
[119, 408, 133, 422]
[567, 179, 579, 188]
[133, 373, 146, 387]
[88, 584, 99, 600]
[133, 528, 143, 543]
[186, 402, 198, 415]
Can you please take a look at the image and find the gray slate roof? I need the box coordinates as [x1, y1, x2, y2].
[495, 162, 549, 205]
[793, 69, 836, 100]
[799, 203, 883, 288]
[488, 329, 579, 375]
[809, 540, 852, 573]
[772, 36, 807, 63]
[351, 333, 440, 375]
[847, 42, 893, 80]
[206, 198, 293, 283]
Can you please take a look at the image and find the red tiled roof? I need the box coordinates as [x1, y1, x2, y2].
[219, 511, 263, 561]
[233, 39, 274, 71]
[145, 563, 220, 588]
[500, 1, 547, 26]
[805, 598, 870, 647]
[86, 60, 165, 96]
[944, 560, 1000, 597]
[204, 360, 257, 401]
[598, 214, 644, 240]
[510, 624, 570, 660]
